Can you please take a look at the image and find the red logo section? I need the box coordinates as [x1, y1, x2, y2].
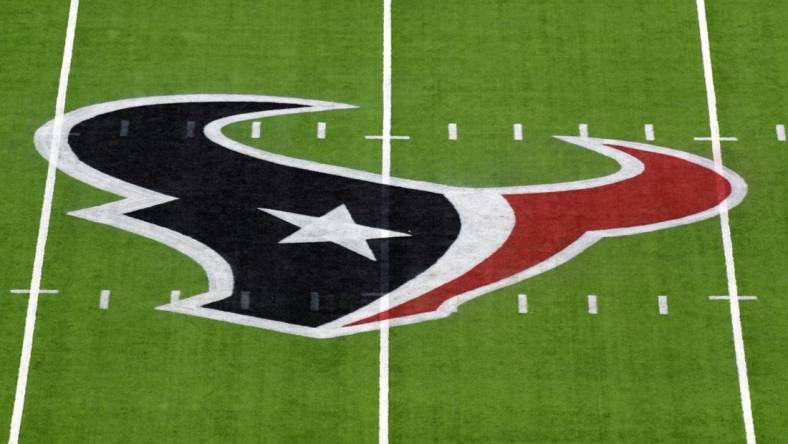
[349, 145, 733, 326]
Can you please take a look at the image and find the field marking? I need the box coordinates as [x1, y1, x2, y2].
[379, 0, 393, 443]
[186, 120, 196, 138]
[709, 295, 758, 301]
[517, 294, 528, 314]
[695, 1, 756, 442]
[251, 121, 261, 139]
[317, 122, 326, 139]
[170, 290, 181, 304]
[579, 123, 589, 139]
[587, 294, 598, 315]
[645, 124, 655, 141]
[99, 290, 110, 310]
[365, 135, 409, 140]
[694, 136, 737, 142]
[9, 289, 58, 295]
[776, 124, 785, 142]
[9, 0, 80, 442]
[658, 295, 668, 315]
[447, 123, 457, 140]
[513, 123, 523, 141]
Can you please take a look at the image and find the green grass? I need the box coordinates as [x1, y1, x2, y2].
[1, 0, 786, 442]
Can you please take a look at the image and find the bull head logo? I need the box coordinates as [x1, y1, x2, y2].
[35, 95, 747, 338]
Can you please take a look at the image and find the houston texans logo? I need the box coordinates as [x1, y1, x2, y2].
[34, 95, 747, 338]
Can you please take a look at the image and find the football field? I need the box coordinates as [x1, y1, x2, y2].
[2, 0, 787, 442]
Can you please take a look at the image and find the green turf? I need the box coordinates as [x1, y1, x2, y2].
[2, 0, 786, 442]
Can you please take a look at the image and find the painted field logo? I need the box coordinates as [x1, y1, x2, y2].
[35, 95, 747, 338]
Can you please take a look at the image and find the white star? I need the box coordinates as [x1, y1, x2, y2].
[259, 204, 411, 261]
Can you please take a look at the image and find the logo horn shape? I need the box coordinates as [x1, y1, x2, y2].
[35, 95, 747, 338]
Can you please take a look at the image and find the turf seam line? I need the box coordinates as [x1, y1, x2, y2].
[9, 1, 80, 442]
[695, 1, 756, 442]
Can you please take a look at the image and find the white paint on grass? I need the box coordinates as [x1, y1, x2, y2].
[694, 136, 737, 142]
[587, 295, 598, 314]
[99, 290, 110, 310]
[517, 294, 528, 314]
[35, 101, 748, 338]
[645, 124, 655, 141]
[448, 123, 457, 140]
[250, 121, 261, 139]
[9, 289, 58, 295]
[579, 123, 589, 139]
[170, 290, 181, 305]
[365, 134, 409, 140]
[709, 295, 758, 301]
[317, 122, 326, 139]
[696, 1, 756, 441]
[259, 204, 410, 261]
[776, 124, 785, 142]
[379, 1, 393, 442]
[9, 1, 79, 442]
[658, 295, 668, 315]
[513, 123, 523, 141]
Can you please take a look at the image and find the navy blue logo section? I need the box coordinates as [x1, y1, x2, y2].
[67, 102, 461, 327]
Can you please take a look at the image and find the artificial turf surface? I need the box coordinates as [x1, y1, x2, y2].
[1, 0, 786, 442]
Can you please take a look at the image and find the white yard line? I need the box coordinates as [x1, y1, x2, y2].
[776, 124, 785, 142]
[9, 1, 80, 443]
[379, 0, 392, 443]
[251, 121, 261, 139]
[695, 1, 756, 442]
[317, 121, 326, 139]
